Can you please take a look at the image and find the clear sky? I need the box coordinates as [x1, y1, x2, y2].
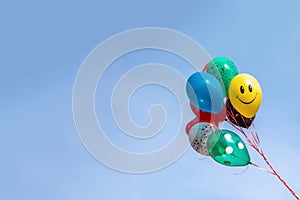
[1, 0, 300, 199]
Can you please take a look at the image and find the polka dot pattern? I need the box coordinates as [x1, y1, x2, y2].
[188, 122, 218, 156]
[206, 57, 239, 97]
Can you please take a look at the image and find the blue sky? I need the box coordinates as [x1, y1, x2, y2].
[2, 0, 300, 199]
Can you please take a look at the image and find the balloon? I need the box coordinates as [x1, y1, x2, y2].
[228, 73, 262, 118]
[202, 63, 209, 72]
[190, 102, 226, 125]
[185, 117, 200, 135]
[207, 129, 250, 166]
[188, 122, 218, 156]
[186, 72, 225, 113]
[206, 57, 239, 96]
[226, 99, 255, 128]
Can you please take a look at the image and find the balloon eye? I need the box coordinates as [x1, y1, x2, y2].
[248, 84, 253, 92]
[240, 86, 244, 94]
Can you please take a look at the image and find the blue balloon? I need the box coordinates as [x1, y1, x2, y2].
[186, 72, 224, 113]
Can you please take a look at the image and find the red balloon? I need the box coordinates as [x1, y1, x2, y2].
[185, 117, 199, 135]
[202, 63, 209, 72]
[190, 102, 226, 125]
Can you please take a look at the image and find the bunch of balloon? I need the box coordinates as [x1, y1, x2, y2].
[186, 57, 299, 199]
[186, 57, 251, 166]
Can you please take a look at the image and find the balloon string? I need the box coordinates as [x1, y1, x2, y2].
[234, 165, 249, 175]
[250, 123, 260, 145]
[226, 107, 261, 151]
[250, 162, 275, 175]
[227, 114, 300, 199]
[248, 123, 260, 147]
[225, 115, 259, 151]
[257, 150, 300, 200]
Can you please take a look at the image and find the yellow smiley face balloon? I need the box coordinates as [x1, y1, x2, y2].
[228, 73, 262, 118]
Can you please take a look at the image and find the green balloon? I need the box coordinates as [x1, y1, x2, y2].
[206, 130, 250, 167]
[206, 57, 238, 96]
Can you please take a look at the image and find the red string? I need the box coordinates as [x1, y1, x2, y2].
[258, 150, 300, 200]
[250, 162, 275, 175]
[226, 109, 300, 199]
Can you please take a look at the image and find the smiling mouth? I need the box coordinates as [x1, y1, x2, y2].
[236, 93, 258, 104]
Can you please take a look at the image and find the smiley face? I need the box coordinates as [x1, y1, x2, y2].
[228, 73, 262, 118]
